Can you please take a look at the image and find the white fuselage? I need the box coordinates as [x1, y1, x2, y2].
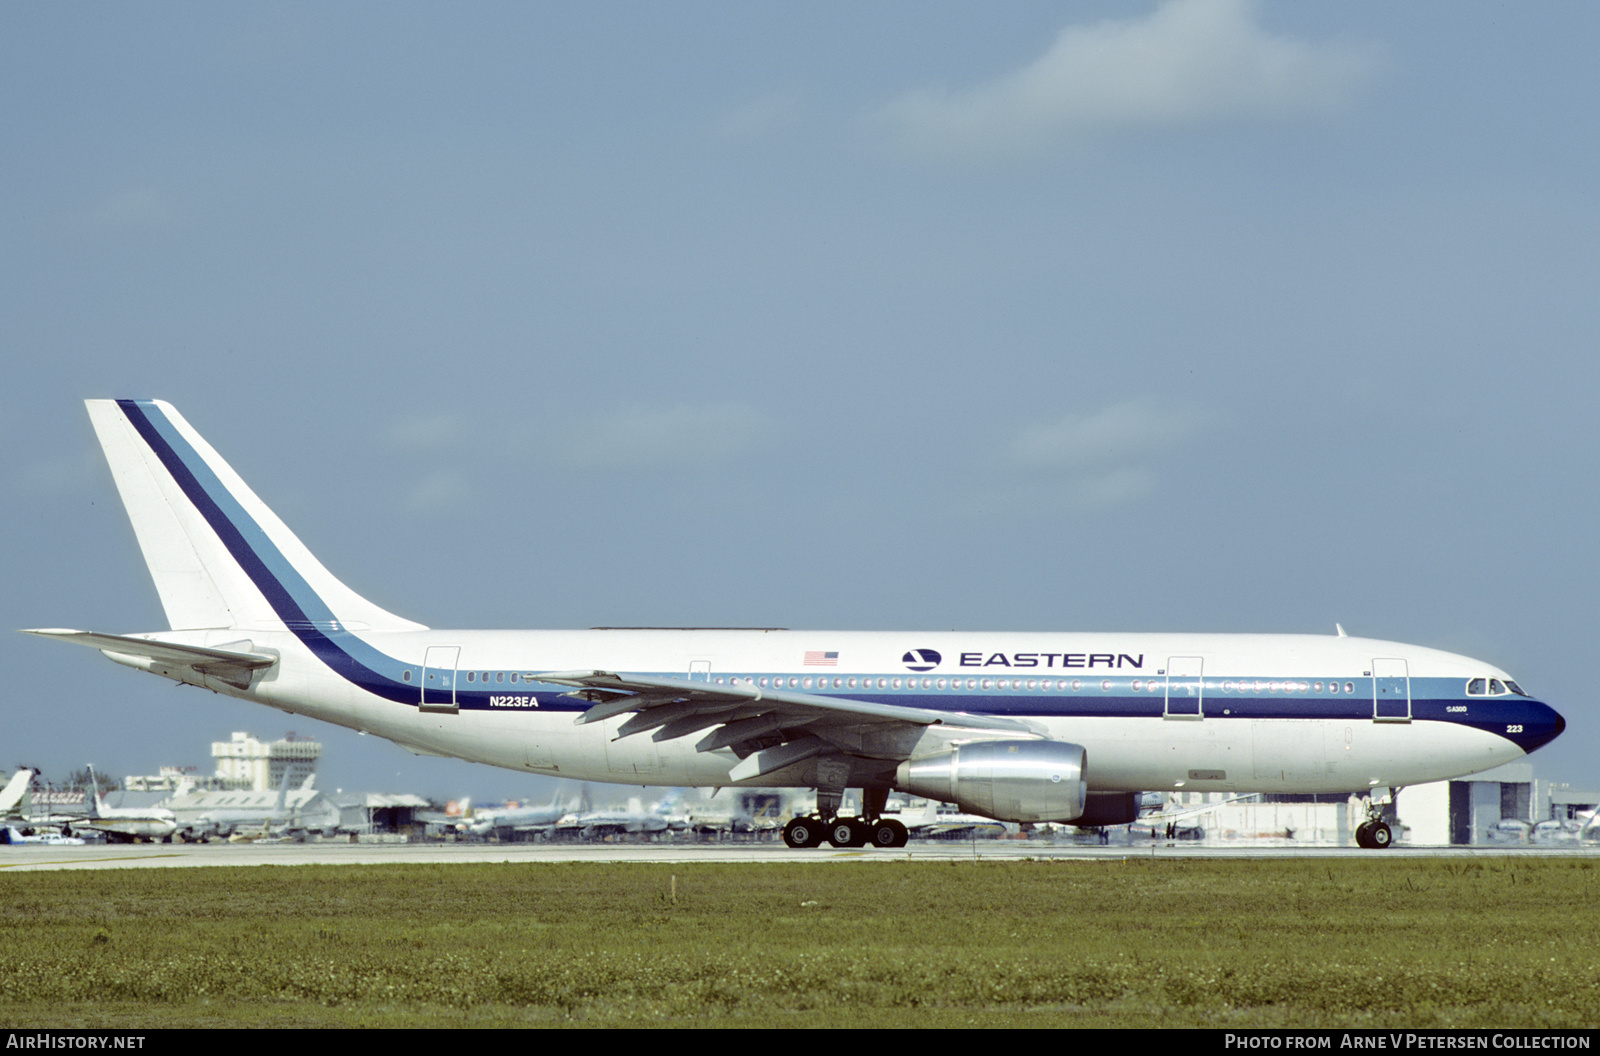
[141, 626, 1556, 797]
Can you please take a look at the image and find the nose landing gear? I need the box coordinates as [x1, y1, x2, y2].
[1354, 819, 1393, 849]
[1354, 788, 1400, 849]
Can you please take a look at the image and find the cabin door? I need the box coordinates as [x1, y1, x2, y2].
[1164, 656, 1204, 719]
[421, 646, 460, 713]
[1372, 658, 1411, 722]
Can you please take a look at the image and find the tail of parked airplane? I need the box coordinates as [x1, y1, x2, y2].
[0, 770, 34, 818]
[83, 399, 424, 633]
[83, 765, 103, 820]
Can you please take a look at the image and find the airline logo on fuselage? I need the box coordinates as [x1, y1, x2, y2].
[904, 649, 1147, 670]
[959, 651, 1145, 669]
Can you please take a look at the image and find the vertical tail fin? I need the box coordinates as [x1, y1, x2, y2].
[86, 400, 423, 633]
[0, 770, 34, 817]
[273, 768, 293, 822]
[84, 765, 102, 819]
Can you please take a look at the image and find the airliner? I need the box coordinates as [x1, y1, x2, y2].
[27, 400, 1565, 850]
[460, 790, 569, 838]
[76, 765, 178, 843]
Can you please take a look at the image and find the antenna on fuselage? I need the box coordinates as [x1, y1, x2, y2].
[1335, 624, 1348, 637]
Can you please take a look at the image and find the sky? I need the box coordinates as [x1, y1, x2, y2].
[3, 1, 1597, 805]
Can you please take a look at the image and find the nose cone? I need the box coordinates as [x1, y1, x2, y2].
[1512, 700, 1566, 755]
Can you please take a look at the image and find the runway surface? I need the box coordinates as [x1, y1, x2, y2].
[1, 838, 1595, 871]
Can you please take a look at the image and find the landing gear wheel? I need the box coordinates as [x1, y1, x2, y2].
[827, 818, 869, 848]
[783, 817, 824, 849]
[870, 818, 908, 848]
[1355, 820, 1393, 849]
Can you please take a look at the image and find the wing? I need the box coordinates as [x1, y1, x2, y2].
[24, 629, 278, 690]
[538, 670, 1041, 781]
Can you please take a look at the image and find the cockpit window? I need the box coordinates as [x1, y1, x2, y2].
[1466, 677, 1527, 697]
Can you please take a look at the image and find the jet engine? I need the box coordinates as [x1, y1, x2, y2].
[895, 740, 1087, 823]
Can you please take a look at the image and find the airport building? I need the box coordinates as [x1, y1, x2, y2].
[1141, 765, 1597, 847]
[123, 766, 203, 792]
[211, 731, 321, 792]
[1398, 762, 1598, 845]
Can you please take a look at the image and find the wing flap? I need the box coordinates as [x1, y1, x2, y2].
[727, 736, 830, 781]
[538, 669, 1041, 770]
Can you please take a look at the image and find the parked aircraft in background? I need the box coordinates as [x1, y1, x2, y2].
[1531, 819, 1580, 845]
[554, 788, 687, 840]
[0, 770, 82, 844]
[681, 788, 783, 837]
[28, 401, 1567, 851]
[75, 765, 177, 843]
[1487, 818, 1534, 844]
[899, 799, 1015, 840]
[459, 790, 569, 839]
[183, 770, 310, 842]
[0, 769, 36, 821]
[1, 826, 84, 846]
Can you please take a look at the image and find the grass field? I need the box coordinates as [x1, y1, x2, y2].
[0, 857, 1594, 1028]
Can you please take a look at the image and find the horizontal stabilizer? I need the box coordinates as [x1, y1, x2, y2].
[23, 629, 277, 690]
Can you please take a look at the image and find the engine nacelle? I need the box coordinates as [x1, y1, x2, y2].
[895, 740, 1087, 823]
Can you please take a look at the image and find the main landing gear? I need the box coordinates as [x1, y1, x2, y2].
[784, 785, 909, 848]
[783, 814, 908, 849]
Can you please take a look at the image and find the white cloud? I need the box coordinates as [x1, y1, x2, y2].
[67, 189, 176, 236]
[562, 403, 768, 470]
[1011, 400, 1205, 471]
[1006, 400, 1208, 510]
[872, 0, 1378, 158]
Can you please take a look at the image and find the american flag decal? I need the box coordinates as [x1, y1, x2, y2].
[803, 651, 839, 666]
